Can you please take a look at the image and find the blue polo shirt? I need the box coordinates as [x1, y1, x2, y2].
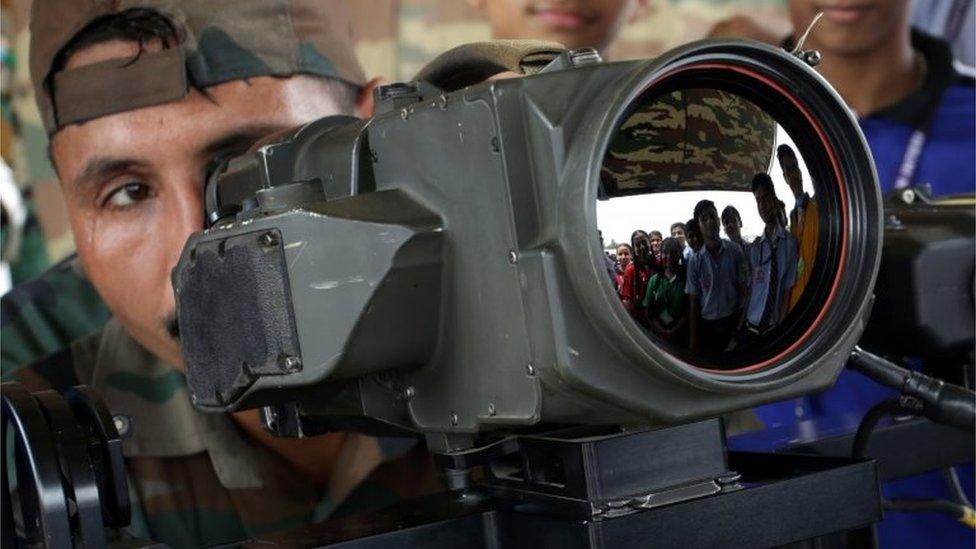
[685, 239, 746, 320]
[750, 30, 975, 549]
[745, 225, 798, 328]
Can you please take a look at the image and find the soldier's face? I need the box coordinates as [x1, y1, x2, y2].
[51, 41, 368, 369]
[472, 0, 642, 52]
[788, 0, 909, 55]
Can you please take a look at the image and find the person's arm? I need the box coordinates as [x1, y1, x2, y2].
[620, 264, 636, 313]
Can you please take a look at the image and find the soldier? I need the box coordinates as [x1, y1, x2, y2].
[468, 0, 647, 52]
[2, 2, 447, 546]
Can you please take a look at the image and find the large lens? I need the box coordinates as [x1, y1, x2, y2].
[598, 78, 848, 372]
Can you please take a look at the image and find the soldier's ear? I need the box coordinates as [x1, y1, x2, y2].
[356, 77, 386, 118]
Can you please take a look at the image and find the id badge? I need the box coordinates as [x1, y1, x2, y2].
[660, 310, 674, 325]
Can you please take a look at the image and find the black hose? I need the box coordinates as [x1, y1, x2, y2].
[884, 498, 969, 518]
[849, 346, 976, 432]
[851, 398, 911, 459]
[944, 467, 974, 508]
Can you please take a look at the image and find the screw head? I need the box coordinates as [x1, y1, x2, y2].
[281, 355, 302, 372]
[261, 231, 278, 248]
[112, 415, 131, 437]
[190, 393, 199, 406]
[803, 49, 822, 67]
[404, 386, 416, 399]
[507, 250, 518, 264]
[437, 94, 448, 109]
[526, 363, 535, 376]
[400, 107, 409, 120]
[488, 403, 497, 416]
[450, 411, 459, 426]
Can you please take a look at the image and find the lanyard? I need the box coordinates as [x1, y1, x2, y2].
[893, 128, 929, 190]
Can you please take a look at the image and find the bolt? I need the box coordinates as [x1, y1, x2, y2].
[526, 363, 535, 376]
[112, 415, 130, 437]
[190, 394, 198, 406]
[507, 250, 518, 264]
[437, 94, 448, 109]
[404, 386, 416, 399]
[450, 411, 459, 426]
[400, 107, 409, 120]
[803, 49, 822, 67]
[261, 231, 278, 248]
[488, 403, 497, 416]
[716, 472, 742, 492]
[281, 355, 302, 372]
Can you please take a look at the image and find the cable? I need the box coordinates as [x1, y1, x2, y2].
[848, 346, 976, 432]
[944, 467, 974, 508]
[851, 398, 914, 459]
[884, 498, 976, 528]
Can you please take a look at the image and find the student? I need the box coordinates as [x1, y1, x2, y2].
[642, 237, 689, 346]
[469, 0, 646, 52]
[685, 200, 748, 353]
[721, 205, 747, 252]
[648, 230, 664, 268]
[620, 231, 654, 320]
[685, 218, 704, 254]
[744, 174, 798, 336]
[778, 144, 818, 309]
[615, 243, 633, 294]
[672, 221, 695, 262]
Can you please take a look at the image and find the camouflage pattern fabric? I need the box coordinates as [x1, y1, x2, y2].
[3, 316, 442, 547]
[1, 255, 110, 375]
[601, 88, 777, 195]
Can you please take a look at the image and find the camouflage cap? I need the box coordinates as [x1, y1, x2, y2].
[601, 88, 777, 195]
[30, 0, 367, 134]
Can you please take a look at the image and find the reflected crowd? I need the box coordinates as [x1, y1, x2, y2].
[603, 145, 819, 358]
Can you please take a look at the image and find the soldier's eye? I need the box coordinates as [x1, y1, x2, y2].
[103, 182, 152, 209]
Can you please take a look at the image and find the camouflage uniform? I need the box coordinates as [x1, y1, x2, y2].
[4, 315, 439, 547]
[3, 2, 442, 546]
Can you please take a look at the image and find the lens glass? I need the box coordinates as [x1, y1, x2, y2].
[598, 86, 827, 371]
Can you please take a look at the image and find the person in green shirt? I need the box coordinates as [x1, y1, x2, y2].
[642, 236, 689, 347]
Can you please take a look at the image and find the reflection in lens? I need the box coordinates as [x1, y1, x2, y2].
[599, 88, 822, 371]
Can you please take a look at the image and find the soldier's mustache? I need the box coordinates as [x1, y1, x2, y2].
[164, 312, 180, 340]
